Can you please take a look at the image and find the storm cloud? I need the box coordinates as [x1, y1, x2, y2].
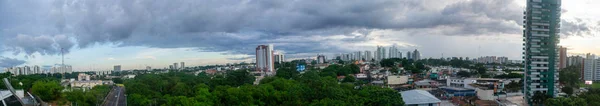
[0, 0, 597, 60]
[0, 57, 26, 68]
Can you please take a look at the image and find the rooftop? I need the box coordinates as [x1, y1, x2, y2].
[400, 90, 441, 105]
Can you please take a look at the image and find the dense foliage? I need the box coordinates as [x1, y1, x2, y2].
[64, 85, 111, 105]
[124, 64, 404, 106]
[31, 80, 64, 101]
[380, 58, 427, 74]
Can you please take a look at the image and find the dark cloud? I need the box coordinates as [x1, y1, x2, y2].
[0, 57, 26, 68]
[0, 0, 597, 61]
[561, 19, 597, 36]
[3, 34, 74, 56]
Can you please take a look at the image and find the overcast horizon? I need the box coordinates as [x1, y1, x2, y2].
[1, 0, 599, 71]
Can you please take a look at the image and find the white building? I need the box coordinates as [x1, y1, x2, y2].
[180, 62, 185, 69]
[274, 51, 285, 63]
[388, 46, 401, 59]
[376, 46, 386, 61]
[317, 55, 326, 64]
[256, 44, 275, 75]
[583, 54, 596, 81]
[364, 51, 372, 61]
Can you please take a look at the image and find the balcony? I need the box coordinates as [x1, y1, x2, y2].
[532, 28, 550, 31]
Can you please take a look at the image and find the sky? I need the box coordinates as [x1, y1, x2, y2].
[0, 0, 599, 71]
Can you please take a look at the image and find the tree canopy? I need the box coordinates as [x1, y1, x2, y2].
[124, 63, 404, 106]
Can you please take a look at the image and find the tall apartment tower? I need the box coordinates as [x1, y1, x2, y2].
[274, 51, 285, 64]
[407, 52, 412, 60]
[413, 49, 421, 60]
[365, 51, 373, 61]
[180, 62, 185, 69]
[523, 0, 561, 104]
[558, 46, 567, 69]
[256, 44, 275, 75]
[376, 46, 386, 61]
[583, 54, 596, 81]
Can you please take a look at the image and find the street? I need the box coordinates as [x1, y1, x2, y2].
[103, 86, 127, 106]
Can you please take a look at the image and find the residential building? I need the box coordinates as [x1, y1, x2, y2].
[559, 46, 567, 69]
[256, 44, 275, 75]
[389, 46, 400, 58]
[33, 65, 40, 74]
[274, 51, 285, 63]
[180, 62, 185, 69]
[365, 51, 373, 61]
[567, 56, 584, 67]
[523, 0, 561, 103]
[583, 54, 595, 81]
[407, 51, 412, 60]
[77, 73, 91, 81]
[413, 49, 421, 60]
[146, 66, 152, 71]
[114, 65, 121, 71]
[376, 46, 386, 60]
[173, 63, 178, 70]
[317, 55, 326, 64]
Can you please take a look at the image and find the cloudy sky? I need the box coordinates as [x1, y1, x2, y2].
[0, 0, 598, 71]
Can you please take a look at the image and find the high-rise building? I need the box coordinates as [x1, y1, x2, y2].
[407, 51, 412, 60]
[317, 55, 326, 64]
[256, 44, 275, 75]
[399, 52, 403, 59]
[114, 65, 121, 71]
[180, 62, 185, 69]
[173, 63, 178, 70]
[523, 0, 561, 103]
[412, 49, 421, 60]
[274, 51, 285, 63]
[559, 46, 567, 69]
[365, 51, 373, 61]
[389, 46, 400, 58]
[33, 65, 40, 74]
[376, 46, 386, 61]
[583, 54, 596, 81]
[567, 56, 584, 67]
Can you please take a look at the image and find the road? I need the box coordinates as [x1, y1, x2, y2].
[103, 86, 127, 106]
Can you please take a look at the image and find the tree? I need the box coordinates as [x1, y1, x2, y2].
[559, 66, 581, 88]
[456, 71, 471, 77]
[504, 81, 521, 92]
[31, 80, 63, 101]
[225, 69, 255, 87]
[342, 75, 356, 83]
[532, 91, 550, 105]
[561, 86, 574, 96]
[276, 67, 299, 79]
[544, 97, 587, 106]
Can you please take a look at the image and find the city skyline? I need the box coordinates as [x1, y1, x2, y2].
[1, 0, 600, 71]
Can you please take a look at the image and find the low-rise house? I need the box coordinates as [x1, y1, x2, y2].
[387, 75, 408, 87]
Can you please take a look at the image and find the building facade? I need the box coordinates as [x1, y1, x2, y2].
[583, 54, 595, 81]
[317, 55, 326, 64]
[376, 46, 386, 61]
[523, 0, 561, 104]
[559, 46, 567, 69]
[274, 51, 285, 63]
[256, 44, 275, 75]
[413, 49, 421, 60]
[365, 51, 373, 61]
[114, 65, 121, 71]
